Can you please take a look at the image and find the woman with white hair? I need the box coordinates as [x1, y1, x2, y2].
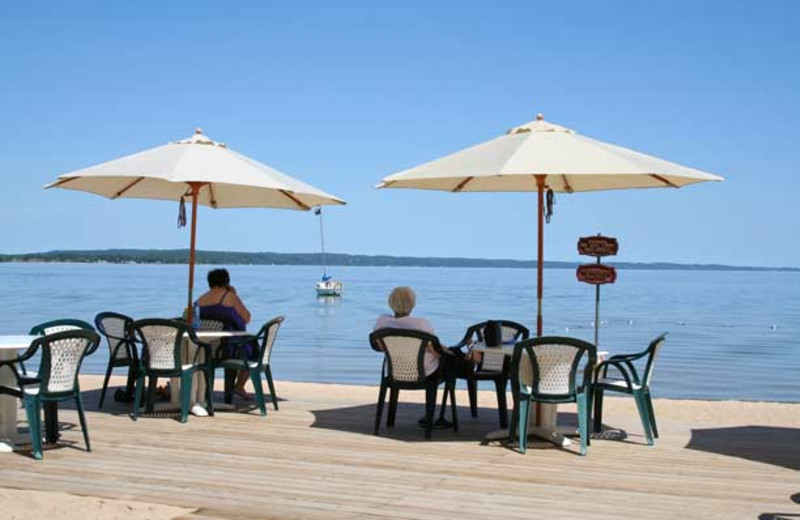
[373, 286, 440, 375]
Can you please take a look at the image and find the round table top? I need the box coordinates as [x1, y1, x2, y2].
[470, 341, 609, 358]
[0, 335, 38, 351]
[191, 330, 249, 339]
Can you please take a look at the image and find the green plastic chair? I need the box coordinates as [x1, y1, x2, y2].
[29, 319, 95, 335]
[508, 336, 597, 456]
[128, 318, 214, 423]
[212, 316, 285, 416]
[0, 329, 100, 460]
[593, 333, 667, 446]
[23, 319, 95, 375]
[94, 312, 137, 409]
[28, 319, 96, 442]
[369, 328, 458, 439]
[448, 320, 529, 428]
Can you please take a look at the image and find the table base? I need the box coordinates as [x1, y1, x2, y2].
[483, 427, 573, 447]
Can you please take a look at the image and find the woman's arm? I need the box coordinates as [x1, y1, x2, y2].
[229, 289, 251, 324]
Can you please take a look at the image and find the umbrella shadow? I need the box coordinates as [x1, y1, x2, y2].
[554, 411, 630, 443]
[309, 401, 506, 443]
[309, 402, 608, 449]
[685, 426, 800, 471]
[65, 387, 286, 421]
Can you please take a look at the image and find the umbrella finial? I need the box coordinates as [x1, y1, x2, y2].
[536, 113, 544, 121]
[195, 127, 203, 135]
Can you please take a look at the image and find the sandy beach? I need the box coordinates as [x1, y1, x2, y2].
[1, 375, 798, 520]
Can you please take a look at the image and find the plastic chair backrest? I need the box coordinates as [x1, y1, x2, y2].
[95, 312, 134, 361]
[257, 316, 285, 365]
[199, 319, 225, 331]
[30, 319, 94, 336]
[513, 336, 596, 398]
[129, 319, 190, 372]
[370, 328, 442, 384]
[33, 329, 100, 395]
[467, 320, 529, 373]
[642, 334, 667, 388]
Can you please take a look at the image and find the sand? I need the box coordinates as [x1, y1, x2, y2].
[0, 488, 192, 520]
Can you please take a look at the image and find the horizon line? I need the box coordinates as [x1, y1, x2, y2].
[0, 248, 797, 272]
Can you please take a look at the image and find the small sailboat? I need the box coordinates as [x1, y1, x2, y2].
[314, 206, 343, 297]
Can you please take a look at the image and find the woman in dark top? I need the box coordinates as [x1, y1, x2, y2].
[196, 268, 253, 399]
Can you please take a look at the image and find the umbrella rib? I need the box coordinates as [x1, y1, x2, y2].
[46, 177, 77, 189]
[452, 177, 474, 192]
[279, 189, 311, 210]
[650, 174, 679, 188]
[112, 177, 145, 199]
[206, 183, 218, 209]
[561, 175, 574, 193]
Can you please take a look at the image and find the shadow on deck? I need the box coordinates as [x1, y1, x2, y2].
[686, 426, 800, 471]
[307, 400, 629, 448]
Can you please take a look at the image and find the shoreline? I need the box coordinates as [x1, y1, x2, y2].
[1, 258, 798, 273]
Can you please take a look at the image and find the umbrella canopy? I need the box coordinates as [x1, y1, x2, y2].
[47, 129, 345, 210]
[379, 114, 723, 336]
[46, 128, 345, 317]
[380, 115, 722, 192]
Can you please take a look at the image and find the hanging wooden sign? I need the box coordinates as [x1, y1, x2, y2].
[577, 264, 617, 285]
[578, 236, 619, 257]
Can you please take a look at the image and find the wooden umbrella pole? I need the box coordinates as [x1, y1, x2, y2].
[536, 175, 546, 337]
[534, 175, 546, 428]
[187, 182, 201, 324]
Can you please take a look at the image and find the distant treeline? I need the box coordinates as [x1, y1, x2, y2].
[0, 249, 797, 272]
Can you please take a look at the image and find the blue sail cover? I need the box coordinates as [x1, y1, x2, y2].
[321, 274, 332, 282]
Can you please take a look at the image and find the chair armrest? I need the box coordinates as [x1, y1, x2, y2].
[440, 347, 457, 358]
[594, 359, 637, 390]
[9, 340, 42, 366]
[184, 330, 214, 366]
[449, 338, 471, 351]
[608, 351, 648, 362]
[603, 355, 642, 384]
[194, 342, 215, 366]
[0, 361, 39, 397]
[224, 334, 259, 347]
[86, 333, 102, 357]
[214, 334, 258, 363]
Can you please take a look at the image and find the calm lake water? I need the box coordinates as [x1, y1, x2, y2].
[1, 262, 798, 402]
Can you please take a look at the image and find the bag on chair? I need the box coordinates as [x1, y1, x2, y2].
[483, 320, 503, 347]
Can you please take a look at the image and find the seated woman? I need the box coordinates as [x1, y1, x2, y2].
[373, 286, 440, 377]
[196, 268, 253, 399]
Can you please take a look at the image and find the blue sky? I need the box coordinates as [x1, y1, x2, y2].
[0, 1, 797, 267]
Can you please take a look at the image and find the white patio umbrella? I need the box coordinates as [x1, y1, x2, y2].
[46, 128, 346, 317]
[379, 114, 723, 336]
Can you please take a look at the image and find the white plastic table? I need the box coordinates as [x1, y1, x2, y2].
[0, 335, 39, 453]
[471, 342, 608, 447]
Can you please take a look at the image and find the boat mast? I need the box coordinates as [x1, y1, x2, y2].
[315, 206, 328, 278]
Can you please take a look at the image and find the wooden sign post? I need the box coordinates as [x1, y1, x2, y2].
[577, 235, 618, 347]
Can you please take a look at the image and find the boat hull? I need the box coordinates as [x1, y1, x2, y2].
[316, 281, 343, 297]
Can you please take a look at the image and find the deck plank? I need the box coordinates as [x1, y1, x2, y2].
[1, 375, 798, 520]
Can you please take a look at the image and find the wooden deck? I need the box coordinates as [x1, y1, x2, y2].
[1, 375, 799, 520]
